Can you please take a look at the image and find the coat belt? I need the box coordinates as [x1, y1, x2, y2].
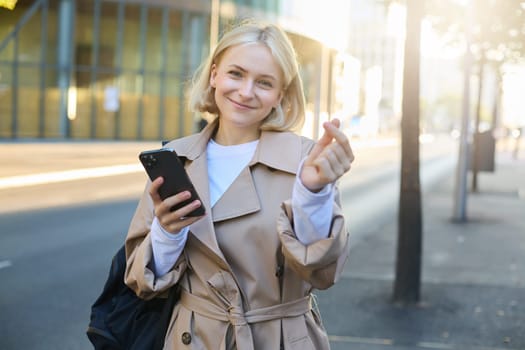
[180, 290, 312, 350]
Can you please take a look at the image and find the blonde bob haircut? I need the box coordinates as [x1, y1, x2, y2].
[188, 19, 306, 132]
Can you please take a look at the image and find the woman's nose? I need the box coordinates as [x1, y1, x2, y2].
[238, 80, 255, 98]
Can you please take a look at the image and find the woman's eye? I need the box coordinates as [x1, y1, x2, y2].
[228, 70, 242, 78]
[257, 80, 273, 88]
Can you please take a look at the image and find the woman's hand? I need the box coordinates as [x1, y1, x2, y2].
[300, 118, 354, 192]
[149, 177, 204, 234]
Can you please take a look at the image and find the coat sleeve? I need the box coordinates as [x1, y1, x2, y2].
[124, 180, 188, 300]
[277, 182, 350, 290]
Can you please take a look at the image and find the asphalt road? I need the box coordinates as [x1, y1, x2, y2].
[0, 136, 457, 350]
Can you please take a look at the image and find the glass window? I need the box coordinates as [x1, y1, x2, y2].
[17, 66, 41, 137]
[43, 67, 61, 138]
[43, 9, 58, 67]
[121, 4, 143, 71]
[142, 74, 161, 139]
[144, 7, 163, 73]
[98, 1, 120, 81]
[68, 82, 91, 139]
[166, 11, 184, 75]
[0, 64, 12, 137]
[118, 72, 141, 139]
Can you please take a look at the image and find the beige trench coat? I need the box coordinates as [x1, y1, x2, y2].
[124, 120, 350, 350]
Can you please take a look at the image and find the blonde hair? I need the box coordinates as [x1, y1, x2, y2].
[188, 19, 305, 132]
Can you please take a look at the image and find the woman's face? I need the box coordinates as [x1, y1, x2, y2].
[210, 42, 283, 133]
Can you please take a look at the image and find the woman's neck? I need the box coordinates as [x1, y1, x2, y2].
[213, 123, 261, 146]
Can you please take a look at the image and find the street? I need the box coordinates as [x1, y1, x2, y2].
[0, 136, 458, 350]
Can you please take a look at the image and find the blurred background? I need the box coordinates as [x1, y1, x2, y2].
[1, 0, 523, 141]
[0, 0, 524, 349]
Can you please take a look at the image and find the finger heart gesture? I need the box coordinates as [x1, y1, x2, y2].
[300, 118, 355, 192]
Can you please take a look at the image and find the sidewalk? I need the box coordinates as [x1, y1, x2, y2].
[0, 140, 159, 213]
[0, 140, 159, 179]
[318, 148, 525, 350]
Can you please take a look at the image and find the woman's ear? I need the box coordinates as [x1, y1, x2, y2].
[209, 64, 217, 88]
[274, 90, 284, 108]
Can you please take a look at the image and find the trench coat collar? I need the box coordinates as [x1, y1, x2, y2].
[168, 118, 304, 264]
[175, 118, 303, 175]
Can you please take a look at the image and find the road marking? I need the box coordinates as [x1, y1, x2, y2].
[0, 164, 143, 190]
[417, 343, 510, 350]
[0, 260, 12, 270]
[417, 342, 454, 349]
[329, 335, 393, 345]
[328, 335, 510, 350]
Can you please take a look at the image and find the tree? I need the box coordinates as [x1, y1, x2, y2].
[426, 0, 525, 191]
[393, 0, 424, 304]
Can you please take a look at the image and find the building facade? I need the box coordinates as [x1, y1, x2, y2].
[0, 0, 347, 140]
[345, 0, 405, 136]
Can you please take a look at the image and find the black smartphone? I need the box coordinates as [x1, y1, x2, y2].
[139, 148, 205, 217]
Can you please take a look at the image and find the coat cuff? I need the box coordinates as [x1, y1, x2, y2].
[125, 233, 187, 300]
[277, 199, 349, 289]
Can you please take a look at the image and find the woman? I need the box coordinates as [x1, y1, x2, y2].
[124, 19, 354, 350]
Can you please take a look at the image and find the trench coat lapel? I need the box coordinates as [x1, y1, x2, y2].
[211, 166, 260, 222]
[210, 129, 303, 222]
[166, 119, 225, 262]
[252, 130, 303, 175]
[186, 155, 227, 261]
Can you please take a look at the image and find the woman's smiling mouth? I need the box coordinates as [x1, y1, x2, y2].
[228, 98, 256, 110]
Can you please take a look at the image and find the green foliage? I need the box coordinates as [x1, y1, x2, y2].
[426, 0, 525, 64]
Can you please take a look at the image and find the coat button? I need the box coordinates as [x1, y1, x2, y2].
[181, 332, 192, 345]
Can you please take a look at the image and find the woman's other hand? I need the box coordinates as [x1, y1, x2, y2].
[149, 177, 204, 233]
[300, 118, 354, 192]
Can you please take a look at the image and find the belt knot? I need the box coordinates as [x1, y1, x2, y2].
[227, 305, 247, 326]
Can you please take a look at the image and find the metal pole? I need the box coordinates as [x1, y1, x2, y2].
[209, 0, 220, 52]
[159, 7, 169, 140]
[11, 36, 18, 138]
[90, 0, 101, 138]
[185, 14, 204, 136]
[471, 56, 484, 192]
[114, 0, 125, 139]
[136, 4, 148, 139]
[38, 0, 49, 137]
[313, 46, 330, 140]
[57, 0, 75, 138]
[452, 9, 472, 222]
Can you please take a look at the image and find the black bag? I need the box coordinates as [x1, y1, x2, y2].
[86, 244, 180, 350]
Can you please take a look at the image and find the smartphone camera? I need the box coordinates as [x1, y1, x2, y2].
[142, 154, 157, 170]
